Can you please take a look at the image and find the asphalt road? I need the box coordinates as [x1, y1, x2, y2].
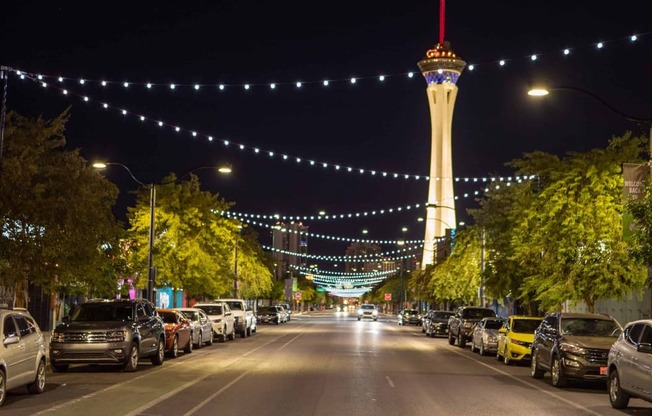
[3, 311, 652, 416]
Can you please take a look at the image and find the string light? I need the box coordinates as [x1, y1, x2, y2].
[13, 71, 538, 186]
[262, 244, 421, 262]
[9, 30, 647, 95]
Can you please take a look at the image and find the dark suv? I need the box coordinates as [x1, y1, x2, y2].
[530, 312, 621, 387]
[448, 306, 497, 347]
[50, 299, 166, 372]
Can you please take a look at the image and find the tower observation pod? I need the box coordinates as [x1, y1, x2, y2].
[418, 35, 466, 267]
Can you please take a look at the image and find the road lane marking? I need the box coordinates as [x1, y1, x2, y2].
[182, 371, 251, 416]
[37, 324, 311, 415]
[448, 347, 604, 416]
[385, 376, 395, 388]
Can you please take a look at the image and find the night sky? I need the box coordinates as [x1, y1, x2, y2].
[1, 1, 652, 270]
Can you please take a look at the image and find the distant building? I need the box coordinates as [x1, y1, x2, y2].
[344, 242, 383, 274]
[271, 222, 308, 281]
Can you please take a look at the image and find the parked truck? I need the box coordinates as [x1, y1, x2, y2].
[216, 299, 255, 337]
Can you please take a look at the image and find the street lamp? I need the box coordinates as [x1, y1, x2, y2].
[93, 162, 232, 303]
[527, 86, 652, 160]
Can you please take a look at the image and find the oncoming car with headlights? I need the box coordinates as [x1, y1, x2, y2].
[357, 304, 378, 321]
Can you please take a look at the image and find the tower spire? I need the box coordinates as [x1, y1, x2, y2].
[439, 0, 445, 45]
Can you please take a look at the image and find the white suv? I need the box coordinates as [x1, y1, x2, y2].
[357, 304, 378, 321]
[193, 303, 235, 342]
[0, 308, 47, 407]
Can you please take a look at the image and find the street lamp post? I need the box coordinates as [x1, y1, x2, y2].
[93, 162, 232, 304]
[528, 86, 652, 167]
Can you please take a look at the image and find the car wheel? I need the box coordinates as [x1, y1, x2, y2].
[458, 334, 466, 348]
[51, 363, 69, 373]
[609, 369, 630, 409]
[246, 326, 252, 337]
[471, 339, 477, 353]
[228, 327, 236, 341]
[123, 342, 139, 372]
[0, 369, 6, 407]
[169, 336, 179, 358]
[27, 359, 46, 394]
[422, 326, 425, 333]
[531, 350, 544, 379]
[151, 338, 165, 365]
[241, 327, 248, 338]
[496, 349, 502, 361]
[195, 331, 202, 349]
[207, 331, 214, 346]
[503, 347, 511, 365]
[184, 335, 193, 353]
[479, 341, 486, 356]
[551, 355, 567, 387]
[448, 332, 455, 345]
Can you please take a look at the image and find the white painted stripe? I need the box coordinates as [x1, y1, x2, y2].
[385, 376, 395, 388]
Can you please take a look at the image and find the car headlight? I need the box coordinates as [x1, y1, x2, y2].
[560, 343, 585, 354]
[488, 336, 497, 342]
[106, 330, 127, 342]
[463, 322, 474, 329]
[372, 311, 378, 316]
[51, 332, 65, 343]
[509, 339, 528, 346]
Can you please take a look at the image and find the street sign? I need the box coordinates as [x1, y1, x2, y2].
[294, 292, 302, 300]
[384, 293, 392, 301]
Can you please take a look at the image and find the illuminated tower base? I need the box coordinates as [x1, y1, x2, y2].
[418, 42, 465, 267]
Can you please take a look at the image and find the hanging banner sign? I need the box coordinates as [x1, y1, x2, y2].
[623, 163, 648, 240]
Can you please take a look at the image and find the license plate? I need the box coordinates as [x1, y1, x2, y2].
[600, 366, 608, 375]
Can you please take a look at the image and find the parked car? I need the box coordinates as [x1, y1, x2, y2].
[276, 303, 292, 321]
[0, 308, 47, 407]
[607, 319, 652, 409]
[422, 310, 455, 337]
[530, 312, 621, 387]
[448, 306, 497, 347]
[193, 302, 236, 342]
[398, 309, 421, 326]
[471, 317, 505, 355]
[157, 309, 193, 358]
[256, 306, 281, 325]
[173, 307, 214, 348]
[357, 304, 378, 321]
[50, 298, 165, 372]
[275, 305, 289, 323]
[215, 299, 254, 337]
[496, 316, 542, 364]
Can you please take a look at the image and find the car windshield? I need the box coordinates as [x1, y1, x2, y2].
[484, 320, 504, 330]
[560, 318, 620, 337]
[462, 309, 495, 319]
[404, 310, 418, 316]
[433, 312, 454, 320]
[180, 311, 198, 321]
[225, 301, 243, 311]
[196, 305, 223, 316]
[511, 319, 542, 333]
[159, 312, 177, 324]
[71, 304, 135, 322]
[258, 307, 275, 314]
[361, 305, 375, 310]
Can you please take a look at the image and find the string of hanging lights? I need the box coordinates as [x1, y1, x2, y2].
[7, 31, 646, 93]
[261, 244, 421, 262]
[9, 71, 537, 184]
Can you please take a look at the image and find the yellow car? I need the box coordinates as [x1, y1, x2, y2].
[496, 315, 543, 365]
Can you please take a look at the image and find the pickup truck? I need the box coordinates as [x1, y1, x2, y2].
[216, 299, 254, 338]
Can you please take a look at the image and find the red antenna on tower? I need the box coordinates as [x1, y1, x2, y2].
[439, 0, 446, 45]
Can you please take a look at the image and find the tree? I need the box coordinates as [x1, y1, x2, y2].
[469, 178, 536, 312]
[427, 228, 482, 305]
[0, 111, 122, 304]
[510, 134, 647, 312]
[126, 174, 236, 305]
[236, 228, 274, 299]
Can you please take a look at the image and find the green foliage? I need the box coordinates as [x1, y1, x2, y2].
[509, 134, 647, 312]
[0, 111, 122, 294]
[427, 228, 482, 304]
[627, 181, 652, 269]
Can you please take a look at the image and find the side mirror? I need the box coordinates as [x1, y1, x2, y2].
[3, 335, 19, 346]
[638, 343, 652, 354]
[225, 311, 232, 316]
[498, 328, 507, 334]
